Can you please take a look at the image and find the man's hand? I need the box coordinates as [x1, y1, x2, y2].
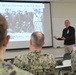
[53, 36, 58, 40]
[61, 37, 66, 40]
[54, 36, 66, 40]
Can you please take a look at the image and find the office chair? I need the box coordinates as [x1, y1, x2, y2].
[63, 53, 71, 60]
[63, 53, 72, 75]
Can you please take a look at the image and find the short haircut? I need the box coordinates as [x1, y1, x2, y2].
[65, 20, 70, 23]
[0, 14, 8, 47]
[31, 32, 44, 47]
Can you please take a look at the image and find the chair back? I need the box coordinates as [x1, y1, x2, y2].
[63, 53, 71, 60]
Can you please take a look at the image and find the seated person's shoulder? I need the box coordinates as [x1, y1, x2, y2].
[41, 53, 56, 65]
[40, 53, 55, 62]
[0, 60, 33, 75]
[0, 60, 16, 75]
[72, 50, 76, 54]
[71, 51, 76, 57]
[71, 51, 76, 62]
[0, 68, 8, 75]
[15, 55, 27, 59]
[14, 55, 28, 62]
[43, 53, 55, 58]
[0, 60, 8, 75]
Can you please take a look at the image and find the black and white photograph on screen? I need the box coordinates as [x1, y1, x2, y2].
[0, 2, 44, 41]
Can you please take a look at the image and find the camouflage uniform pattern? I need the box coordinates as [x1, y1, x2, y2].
[71, 50, 76, 73]
[13, 50, 56, 75]
[0, 59, 33, 75]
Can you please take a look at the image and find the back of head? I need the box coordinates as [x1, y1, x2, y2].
[31, 32, 44, 48]
[0, 14, 8, 48]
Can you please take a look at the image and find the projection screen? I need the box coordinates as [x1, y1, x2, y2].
[0, 1, 53, 49]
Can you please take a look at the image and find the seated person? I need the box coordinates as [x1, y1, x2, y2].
[71, 50, 76, 74]
[13, 32, 56, 75]
[0, 14, 33, 75]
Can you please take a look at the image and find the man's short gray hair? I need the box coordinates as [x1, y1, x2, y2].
[31, 32, 44, 47]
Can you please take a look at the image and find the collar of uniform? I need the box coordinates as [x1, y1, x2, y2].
[31, 50, 41, 54]
[0, 59, 6, 67]
[0, 59, 4, 62]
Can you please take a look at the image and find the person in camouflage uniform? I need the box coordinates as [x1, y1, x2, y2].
[0, 14, 33, 75]
[71, 50, 76, 74]
[13, 32, 56, 75]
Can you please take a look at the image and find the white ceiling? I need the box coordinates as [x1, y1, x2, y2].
[33, 0, 76, 2]
[14, 0, 76, 3]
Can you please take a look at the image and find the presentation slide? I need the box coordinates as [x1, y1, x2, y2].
[0, 2, 52, 49]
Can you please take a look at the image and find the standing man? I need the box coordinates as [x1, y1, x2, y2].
[13, 32, 56, 75]
[54, 20, 75, 53]
[0, 14, 33, 75]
